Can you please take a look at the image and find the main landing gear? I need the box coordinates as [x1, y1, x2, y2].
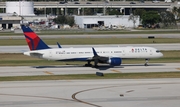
[84, 61, 92, 67]
[144, 59, 149, 66]
[84, 60, 99, 68]
[93, 59, 99, 68]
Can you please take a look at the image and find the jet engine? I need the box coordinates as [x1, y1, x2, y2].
[107, 57, 122, 66]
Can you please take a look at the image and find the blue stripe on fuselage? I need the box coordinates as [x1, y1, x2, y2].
[56, 58, 89, 61]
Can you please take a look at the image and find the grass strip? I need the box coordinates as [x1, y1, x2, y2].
[0, 38, 180, 46]
[1, 72, 180, 81]
[2, 29, 180, 36]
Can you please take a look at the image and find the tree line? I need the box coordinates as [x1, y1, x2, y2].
[132, 9, 177, 28]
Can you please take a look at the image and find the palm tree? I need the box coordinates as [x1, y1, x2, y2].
[177, 7, 180, 19]
[172, 6, 178, 19]
[128, 13, 138, 28]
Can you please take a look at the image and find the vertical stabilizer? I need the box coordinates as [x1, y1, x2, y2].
[21, 25, 50, 50]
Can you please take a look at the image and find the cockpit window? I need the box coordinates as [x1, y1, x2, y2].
[156, 50, 161, 53]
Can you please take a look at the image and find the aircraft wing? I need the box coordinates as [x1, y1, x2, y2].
[92, 55, 109, 63]
[91, 47, 121, 66]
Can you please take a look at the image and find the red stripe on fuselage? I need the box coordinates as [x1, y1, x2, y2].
[24, 32, 40, 50]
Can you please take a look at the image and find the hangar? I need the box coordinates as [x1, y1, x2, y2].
[0, 14, 21, 29]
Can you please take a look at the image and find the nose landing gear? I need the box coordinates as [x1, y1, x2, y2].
[144, 59, 149, 66]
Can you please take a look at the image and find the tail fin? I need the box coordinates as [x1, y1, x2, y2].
[21, 25, 50, 50]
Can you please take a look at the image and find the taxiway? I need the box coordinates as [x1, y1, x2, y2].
[0, 63, 179, 77]
[0, 79, 180, 107]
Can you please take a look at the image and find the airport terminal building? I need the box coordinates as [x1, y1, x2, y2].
[74, 15, 140, 29]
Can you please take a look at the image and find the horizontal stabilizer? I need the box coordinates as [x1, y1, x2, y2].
[30, 52, 43, 58]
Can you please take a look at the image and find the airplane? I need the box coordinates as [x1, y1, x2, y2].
[21, 24, 163, 67]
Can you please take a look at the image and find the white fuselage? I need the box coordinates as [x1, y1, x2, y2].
[24, 46, 163, 61]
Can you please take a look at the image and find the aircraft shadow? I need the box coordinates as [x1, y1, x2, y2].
[121, 63, 165, 67]
[94, 65, 124, 70]
[32, 64, 120, 70]
[96, 63, 165, 70]
[32, 64, 164, 70]
[32, 65, 83, 69]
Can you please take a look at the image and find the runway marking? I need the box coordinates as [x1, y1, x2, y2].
[72, 82, 180, 107]
[111, 69, 121, 73]
[148, 87, 161, 89]
[126, 90, 134, 93]
[0, 93, 75, 102]
[176, 68, 180, 70]
[44, 71, 54, 75]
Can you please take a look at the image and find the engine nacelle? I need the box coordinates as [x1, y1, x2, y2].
[107, 57, 122, 66]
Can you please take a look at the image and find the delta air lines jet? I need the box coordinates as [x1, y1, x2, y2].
[21, 25, 163, 67]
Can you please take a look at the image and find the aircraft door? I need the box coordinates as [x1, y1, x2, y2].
[49, 50, 52, 57]
[150, 49, 153, 55]
[123, 50, 125, 56]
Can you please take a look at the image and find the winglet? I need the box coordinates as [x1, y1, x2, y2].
[57, 42, 62, 48]
[21, 24, 50, 50]
[92, 47, 98, 56]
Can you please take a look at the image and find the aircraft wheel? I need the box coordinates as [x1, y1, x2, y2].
[84, 64, 92, 67]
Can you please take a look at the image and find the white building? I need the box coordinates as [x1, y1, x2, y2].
[6, 1, 35, 16]
[74, 15, 140, 29]
[0, 1, 37, 29]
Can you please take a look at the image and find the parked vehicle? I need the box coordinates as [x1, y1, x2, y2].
[59, 1, 68, 4]
[130, 2, 136, 4]
[165, 0, 172, 2]
[74, 2, 80, 4]
[86, 2, 92, 4]
[152, 0, 160, 3]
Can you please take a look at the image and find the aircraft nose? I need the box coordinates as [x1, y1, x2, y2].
[160, 52, 163, 57]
